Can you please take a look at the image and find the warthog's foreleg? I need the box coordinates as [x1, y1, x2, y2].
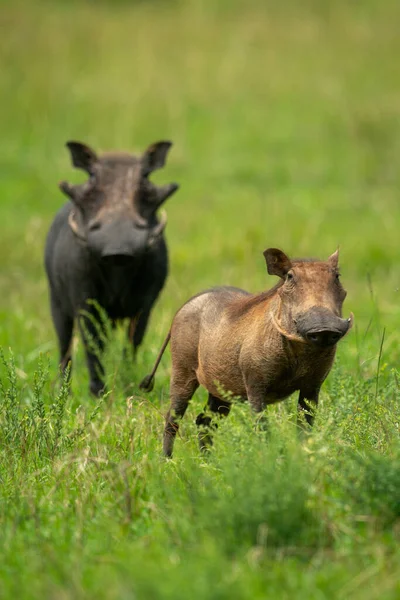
[196, 394, 231, 451]
[245, 378, 267, 414]
[130, 306, 153, 353]
[297, 390, 319, 427]
[245, 379, 271, 432]
[79, 308, 107, 397]
[50, 294, 74, 381]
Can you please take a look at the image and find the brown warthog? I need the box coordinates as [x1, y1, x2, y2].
[140, 247, 353, 456]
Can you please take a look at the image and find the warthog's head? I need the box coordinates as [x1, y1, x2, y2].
[264, 248, 353, 348]
[59, 140, 179, 265]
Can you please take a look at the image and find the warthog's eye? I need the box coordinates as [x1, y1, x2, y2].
[335, 272, 341, 281]
[286, 272, 294, 283]
[89, 221, 102, 232]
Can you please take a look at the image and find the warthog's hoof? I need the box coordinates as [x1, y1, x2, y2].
[195, 413, 212, 427]
[90, 380, 106, 397]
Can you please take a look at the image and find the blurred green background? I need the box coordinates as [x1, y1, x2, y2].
[1, 1, 400, 598]
[1, 0, 399, 375]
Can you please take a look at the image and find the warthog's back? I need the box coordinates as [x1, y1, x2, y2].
[173, 286, 250, 333]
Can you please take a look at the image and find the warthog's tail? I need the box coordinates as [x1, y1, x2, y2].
[139, 331, 171, 392]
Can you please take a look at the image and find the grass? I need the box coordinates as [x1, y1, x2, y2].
[1, 0, 400, 597]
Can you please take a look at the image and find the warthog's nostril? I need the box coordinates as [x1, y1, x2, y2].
[329, 332, 341, 343]
[101, 254, 133, 267]
[307, 333, 320, 343]
[306, 330, 343, 347]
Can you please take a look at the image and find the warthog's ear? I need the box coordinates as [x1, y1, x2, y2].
[142, 141, 173, 174]
[66, 141, 98, 174]
[154, 183, 180, 206]
[328, 249, 339, 269]
[59, 181, 76, 200]
[263, 248, 292, 278]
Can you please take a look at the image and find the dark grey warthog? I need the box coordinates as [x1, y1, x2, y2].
[140, 247, 353, 456]
[45, 140, 179, 395]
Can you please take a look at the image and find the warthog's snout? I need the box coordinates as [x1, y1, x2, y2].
[296, 307, 352, 348]
[87, 219, 149, 262]
[101, 253, 134, 267]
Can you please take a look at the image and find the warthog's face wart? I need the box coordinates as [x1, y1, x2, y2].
[264, 248, 352, 347]
[59, 140, 179, 264]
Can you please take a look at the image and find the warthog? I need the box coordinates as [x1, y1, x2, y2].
[45, 140, 179, 395]
[140, 247, 353, 456]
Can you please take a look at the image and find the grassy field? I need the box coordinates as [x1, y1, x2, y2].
[1, 0, 400, 597]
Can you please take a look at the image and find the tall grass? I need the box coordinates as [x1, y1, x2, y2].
[1, 352, 400, 598]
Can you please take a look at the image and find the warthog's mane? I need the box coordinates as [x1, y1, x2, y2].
[227, 280, 284, 319]
[99, 153, 140, 167]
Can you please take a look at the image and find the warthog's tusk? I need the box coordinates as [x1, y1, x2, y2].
[147, 210, 167, 247]
[270, 312, 307, 343]
[134, 213, 148, 229]
[68, 210, 87, 243]
[344, 312, 354, 336]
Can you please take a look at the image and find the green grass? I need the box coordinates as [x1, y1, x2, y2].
[1, 0, 400, 597]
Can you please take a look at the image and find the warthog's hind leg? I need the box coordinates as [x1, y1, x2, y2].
[196, 393, 231, 452]
[163, 376, 199, 457]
